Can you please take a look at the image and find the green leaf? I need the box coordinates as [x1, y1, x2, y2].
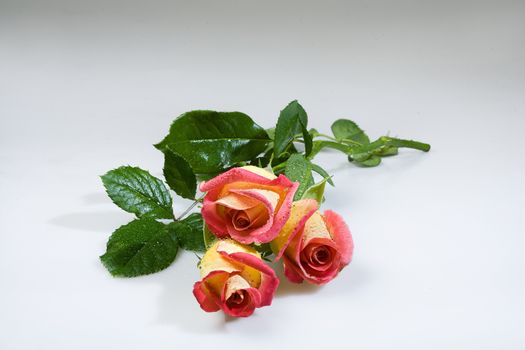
[168, 213, 206, 252]
[274, 100, 308, 157]
[302, 119, 313, 157]
[285, 153, 314, 200]
[355, 155, 382, 167]
[267, 141, 300, 175]
[252, 155, 270, 169]
[301, 178, 328, 203]
[376, 146, 398, 157]
[155, 110, 270, 174]
[163, 150, 197, 200]
[266, 127, 275, 140]
[273, 142, 299, 165]
[350, 136, 430, 163]
[309, 140, 353, 158]
[101, 166, 173, 219]
[100, 218, 178, 277]
[181, 212, 204, 232]
[203, 224, 217, 250]
[309, 128, 321, 138]
[331, 119, 370, 145]
[311, 163, 334, 186]
[252, 243, 273, 261]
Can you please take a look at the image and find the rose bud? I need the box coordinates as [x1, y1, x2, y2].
[270, 199, 354, 285]
[193, 239, 279, 317]
[200, 166, 298, 244]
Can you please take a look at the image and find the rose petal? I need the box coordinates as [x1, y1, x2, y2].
[199, 241, 243, 278]
[200, 167, 298, 243]
[194, 240, 278, 317]
[221, 274, 262, 317]
[224, 188, 279, 244]
[323, 210, 354, 266]
[200, 167, 280, 194]
[221, 286, 261, 317]
[302, 241, 337, 272]
[273, 205, 353, 285]
[302, 212, 332, 243]
[217, 247, 279, 307]
[270, 199, 318, 260]
[223, 274, 251, 299]
[291, 215, 344, 284]
[235, 204, 268, 230]
[282, 256, 305, 284]
[192, 270, 230, 312]
[241, 165, 277, 179]
[213, 240, 262, 287]
[215, 192, 260, 211]
[298, 237, 341, 283]
[201, 199, 230, 239]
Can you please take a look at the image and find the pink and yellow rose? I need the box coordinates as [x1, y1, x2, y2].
[195, 166, 354, 316]
[271, 199, 354, 285]
[193, 239, 279, 317]
[200, 166, 298, 244]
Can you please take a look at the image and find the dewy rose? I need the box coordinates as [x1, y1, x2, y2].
[200, 166, 298, 244]
[193, 239, 279, 317]
[270, 199, 354, 285]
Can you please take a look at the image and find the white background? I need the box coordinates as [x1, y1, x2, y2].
[1, 0, 524, 349]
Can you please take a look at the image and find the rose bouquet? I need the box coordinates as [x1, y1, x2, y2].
[100, 100, 430, 317]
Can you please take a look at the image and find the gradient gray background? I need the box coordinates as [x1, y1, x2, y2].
[1, 0, 525, 349]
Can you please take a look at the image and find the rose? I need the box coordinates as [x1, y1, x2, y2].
[270, 199, 354, 285]
[200, 166, 298, 244]
[193, 239, 279, 317]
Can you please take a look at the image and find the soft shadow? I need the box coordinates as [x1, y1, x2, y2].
[323, 262, 370, 297]
[49, 211, 130, 233]
[224, 314, 242, 323]
[274, 261, 370, 298]
[272, 259, 370, 298]
[83, 192, 110, 205]
[154, 252, 226, 333]
[273, 263, 321, 298]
